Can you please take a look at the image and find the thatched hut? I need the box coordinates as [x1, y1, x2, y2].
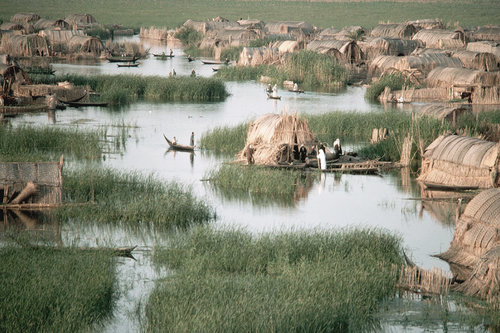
[39, 29, 85, 54]
[452, 50, 499, 72]
[182, 19, 240, 34]
[318, 26, 365, 41]
[33, 18, 70, 31]
[413, 104, 468, 124]
[437, 188, 500, 302]
[468, 25, 500, 43]
[0, 22, 25, 31]
[64, 14, 96, 29]
[237, 19, 265, 30]
[10, 13, 40, 25]
[199, 28, 260, 49]
[67, 35, 105, 56]
[370, 23, 417, 39]
[236, 113, 318, 166]
[306, 39, 363, 64]
[418, 134, 500, 189]
[0, 63, 30, 94]
[239, 47, 279, 66]
[412, 29, 465, 49]
[426, 67, 500, 104]
[265, 21, 314, 37]
[272, 40, 301, 54]
[467, 41, 500, 60]
[407, 19, 444, 30]
[0, 33, 49, 57]
[361, 37, 421, 59]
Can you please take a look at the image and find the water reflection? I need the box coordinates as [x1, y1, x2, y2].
[0, 210, 62, 246]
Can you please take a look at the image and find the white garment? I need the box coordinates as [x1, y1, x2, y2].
[317, 149, 326, 170]
[272, 84, 278, 98]
[293, 83, 298, 91]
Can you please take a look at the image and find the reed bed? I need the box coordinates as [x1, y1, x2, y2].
[0, 246, 116, 333]
[0, 125, 102, 161]
[58, 167, 214, 230]
[199, 122, 248, 155]
[366, 73, 414, 101]
[206, 164, 313, 207]
[30, 74, 228, 105]
[146, 226, 404, 332]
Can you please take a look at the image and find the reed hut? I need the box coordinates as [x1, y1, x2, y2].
[0, 22, 25, 31]
[272, 40, 301, 54]
[370, 23, 417, 39]
[10, 13, 40, 25]
[0, 63, 29, 94]
[33, 18, 70, 31]
[437, 188, 500, 302]
[236, 113, 318, 166]
[368, 55, 400, 76]
[199, 28, 260, 49]
[468, 25, 500, 43]
[414, 104, 468, 124]
[412, 29, 465, 49]
[182, 19, 239, 34]
[239, 47, 279, 66]
[418, 134, 500, 189]
[318, 26, 365, 41]
[426, 67, 500, 104]
[67, 35, 105, 56]
[407, 19, 444, 30]
[237, 19, 265, 30]
[361, 37, 421, 59]
[265, 21, 314, 37]
[0, 33, 49, 57]
[306, 39, 363, 64]
[452, 50, 499, 72]
[467, 41, 500, 60]
[39, 29, 85, 53]
[64, 14, 96, 29]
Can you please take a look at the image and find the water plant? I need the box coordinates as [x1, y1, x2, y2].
[0, 246, 116, 333]
[365, 73, 414, 101]
[58, 167, 215, 230]
[199, 122, 248, 155]
[145, 226, 404, 332]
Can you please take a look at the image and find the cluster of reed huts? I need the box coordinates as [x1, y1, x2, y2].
[142, 17, 500, 105]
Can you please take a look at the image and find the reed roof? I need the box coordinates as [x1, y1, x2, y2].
[265, 21, 314, 35]
[239, 47, 280, 66]
[467, 41, 500, 59]
[272, 40, 300, 54]
[414, 104, 467, 121]
[306, 39, 363, 63]
[0, 22, 24, 31]
[426, 67, 500, 87]
[10, 13, 40, 25]
[412, 29, 465, 49]
[469, 25, 500, 43]
[64, 14, 96, 28]
[68, 35, 105, 55]
[40, 29, 85, 44]
[33, 18, 70, 31]
[0, 33, 49, 57]
[452, 50, 499, 72]
[364, 37, 421, 57]
[370, 23, 417, 39]
[236, 113, 318, 166]
[407, 19, 444, 30]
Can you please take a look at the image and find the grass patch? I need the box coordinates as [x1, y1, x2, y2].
[0, 246, 116, 333]
[58, 167, 215, 230]
[216, 51, 347, 89]
[199, 122, 248, 155]
[206, 164, 315, 207]
[146, 226, 404, 332]
[29, 74, 229, 106]
[365, 73, 415, 101]
[0, 125, 103, 161]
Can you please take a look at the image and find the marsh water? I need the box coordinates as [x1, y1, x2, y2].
[4, 36, 488, 332]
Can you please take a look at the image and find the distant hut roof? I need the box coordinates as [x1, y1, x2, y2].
[368, 53, 461, 77]
[68, 35, 104, 55]
[426, 67, 500, 88]
[213, 16, 229, 22]
[236, 113, 318, 166]
[414, 104, 468, 122]
[370, 23, 417, 39]
[412, 29, 465, 49]
[40, 29, 85, 44]
[33, 18, 70, 31]
[318, 27, 339, 39]
[0, 33, 49, 57]
[64, 14, 96, 29]
[238, 46, 279, 66]
[368, 55, 401, 76]
[182, 19, 239, 34]
[306, 39, 363, 63]
[361, 37, 421, 58]
[265, 21, 314, 36]
[469, 25, 500, 43]
[237, 19, 265, 30]
[10, 13, 40, 25]
[200, 28, 260, 48]
[319, 26, 365, 41]
[272, 40, 301, 54]
[452, 50, 499, 72]
[407, 19, 444, 30]
[467, 41, 500, 59]
[0, 22, 25, 31]
[438, 188, 500, 302]
[418, 134, 500, 189]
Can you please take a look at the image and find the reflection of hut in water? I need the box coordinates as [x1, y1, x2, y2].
[237, 113, 318, 166]
[419, 186, 468, 225]
[437, 188, 500, 302]
[1, 210, 62, 246]
[0, 33, 49, 57]
[418, 134, 500, 189]
[0, 156, 64, 206]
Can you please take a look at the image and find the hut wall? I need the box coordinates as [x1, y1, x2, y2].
[239, 47, 279, 66]
[418, 134, 500, 189]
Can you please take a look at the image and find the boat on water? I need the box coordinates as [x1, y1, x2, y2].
[153, 53, 174, 58]
[106, 56, 138, 63]
[163, 134, 195, 152]
[117, 63, 139, 67]
[64, 101, 108, 107]
[201, 59, 229, 65]
[288, 89, 304, 93]
[267, 93, 281, 100]
[187, 56, 195, 62]
[212, 67, 219, 72]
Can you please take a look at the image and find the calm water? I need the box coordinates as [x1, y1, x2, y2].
[5, 36, 484, 332]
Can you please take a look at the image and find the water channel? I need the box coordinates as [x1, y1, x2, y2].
[4, 36, 492, 332]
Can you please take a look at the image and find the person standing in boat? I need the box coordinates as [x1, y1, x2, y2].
[190, 132, 195, 146]
[333, 138, 342, 159]
[172, 136, 177, 145]
[317, 144, 326, 170]
[272, 84, 278, 98]
[293, 82, 299, 92]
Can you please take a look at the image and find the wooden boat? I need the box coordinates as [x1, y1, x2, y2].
[106, 56, 137, 63]
[288, 89, 304, 93]
[421, 181, 479, 191]
[212, 67, 219, 72]
[201, 59, 229, 65]
[267, 93, 281, 100]
[163, 134, 195, 152]
[64, 101, 108, 107]
[153, 53, 174, 58]
[117, 63, 139, 67]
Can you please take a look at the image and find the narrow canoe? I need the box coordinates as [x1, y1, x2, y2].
[65, 101, 108, 107]
[107, 56, 137, 63]
[201, 60, 229, 65]
[163, 134, 195, 152]
[153, 54, 174, 58]
[267, 93, 281, 100]
[288, 89, 304, 93]
[117, 63, 139, 67]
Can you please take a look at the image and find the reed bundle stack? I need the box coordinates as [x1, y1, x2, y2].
[438, 188, 500, 303]
[236, 113, 318, 166]
[370, 23, 417, 39]
[418, 134, 500, 189]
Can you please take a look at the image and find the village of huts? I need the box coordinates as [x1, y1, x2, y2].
[1, 5, 500, 332]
